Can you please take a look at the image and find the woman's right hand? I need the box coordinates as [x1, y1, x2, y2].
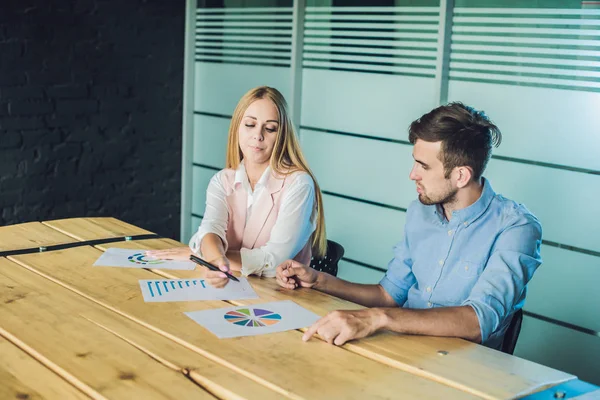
[146, 248, 231, 288]
[200, 255, 232, 289]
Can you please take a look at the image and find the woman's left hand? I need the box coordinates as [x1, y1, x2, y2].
[145, 247, 193, 261]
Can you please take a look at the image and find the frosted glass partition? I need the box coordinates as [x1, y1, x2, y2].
[183, 0, 600, 384]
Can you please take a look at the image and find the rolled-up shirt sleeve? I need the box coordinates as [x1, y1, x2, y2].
[463, 213, 542, 344]
[379, 231, 415, 306]
[188, 171, 229, 255]
[240, 174, 316, 278]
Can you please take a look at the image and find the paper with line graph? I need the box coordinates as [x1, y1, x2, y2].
[93, 248, 196, 270]
[139, 277, 258, 302]
[184, 300, 320, 339]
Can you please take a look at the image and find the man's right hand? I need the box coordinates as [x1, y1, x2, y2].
[276, 260, 320, 290]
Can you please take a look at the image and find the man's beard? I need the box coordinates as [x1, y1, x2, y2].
[418, 182, 458, 206]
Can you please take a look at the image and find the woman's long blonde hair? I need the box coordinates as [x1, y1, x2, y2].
[226, 86, 327, 257]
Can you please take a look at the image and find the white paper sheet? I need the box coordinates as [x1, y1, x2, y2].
[184, 300, 321, 339]
[139, 277, 258, 302]
[93, 248, 196, 270]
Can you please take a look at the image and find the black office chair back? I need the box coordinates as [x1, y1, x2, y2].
[310, 240, 345, 277]
[501, 308, 524, 355]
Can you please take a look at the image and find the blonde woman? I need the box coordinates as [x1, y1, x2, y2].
[147, 86, 326, 288]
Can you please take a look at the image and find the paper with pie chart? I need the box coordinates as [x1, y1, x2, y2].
[93, 248, 196, 270]
[184, 300, 321, 339]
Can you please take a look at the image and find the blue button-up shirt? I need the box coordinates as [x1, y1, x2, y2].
[380, 178, 542, 349]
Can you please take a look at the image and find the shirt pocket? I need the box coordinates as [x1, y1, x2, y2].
[454, 259, 485, 280]
[434, 260, 485, 305]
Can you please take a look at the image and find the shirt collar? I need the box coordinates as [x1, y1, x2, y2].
[234, 161, 271, 191]
[450, 177, 496, 226]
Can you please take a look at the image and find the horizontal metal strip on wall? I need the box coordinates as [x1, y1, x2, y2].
[449, 75, 600, 93]
[196, 21, 292, 27]
[342, 256, 387, 273]
[305, 38, 438, 50]
[305, 7, 440, 13]
[195, 28, 292, 35]
[196, 35, 292, 44]
[304, 29, 438, 40]
[196, 41, 292, 49]
[195, 58, 290, 68]
[197, 7, 293, 14]
[452, 48, 600, 61]
[304, 47, 436, 59]
[453, 17, 600, 26]
[448, 70, 600, 91]
[449, 62, 600, 78]
[305, 22, 439, 31]
[306, 35, 437, 45]
[453, 23, 600, 31]
[195, 50, 291, 60]
[450, 53, 600, 68]
[192, 162, 220, 172]
[523, 310, 600, 338]
[196, 15, 293, 21]
[453, 8, 600, 16]
[305, 15, 439, 22]
[195, 45, 292, 54]
[302, 63, 436, 78]
[305, 54, 436, 68]
[323, 190, 407, 213]
[453, 26, 600, 37]
[193, 111, 231, 119]
[452, 35, 600, 46]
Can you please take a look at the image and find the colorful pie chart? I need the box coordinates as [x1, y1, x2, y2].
[128, 253, 165, 265]
[224, 308, 282, 327]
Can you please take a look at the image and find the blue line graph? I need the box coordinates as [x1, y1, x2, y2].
[147, 279, 207, 298]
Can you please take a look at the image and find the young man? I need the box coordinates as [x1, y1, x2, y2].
[276, 103, 542, 349]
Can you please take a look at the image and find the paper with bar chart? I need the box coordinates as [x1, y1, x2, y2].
[184, 300, 320, 338]
[139, 277, 258, 302]
[93, 248, 196, 270]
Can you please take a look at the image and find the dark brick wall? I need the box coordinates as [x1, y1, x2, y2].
[0, 0, 184, 239]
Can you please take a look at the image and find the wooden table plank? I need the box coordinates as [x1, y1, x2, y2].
[0, 222, 79, 252]
[0, 336, 89, 400]
[0, 257, 214, 400]
[10, 246, 478, 400]
[0, 253, 288, 399]
[42, 218, 153, 241]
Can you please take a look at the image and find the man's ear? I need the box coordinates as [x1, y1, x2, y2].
[455, 166, 473, 188]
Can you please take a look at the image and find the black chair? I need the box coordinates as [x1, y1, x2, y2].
[501, 308, 523, 355]
[310, 240, 345, 277]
